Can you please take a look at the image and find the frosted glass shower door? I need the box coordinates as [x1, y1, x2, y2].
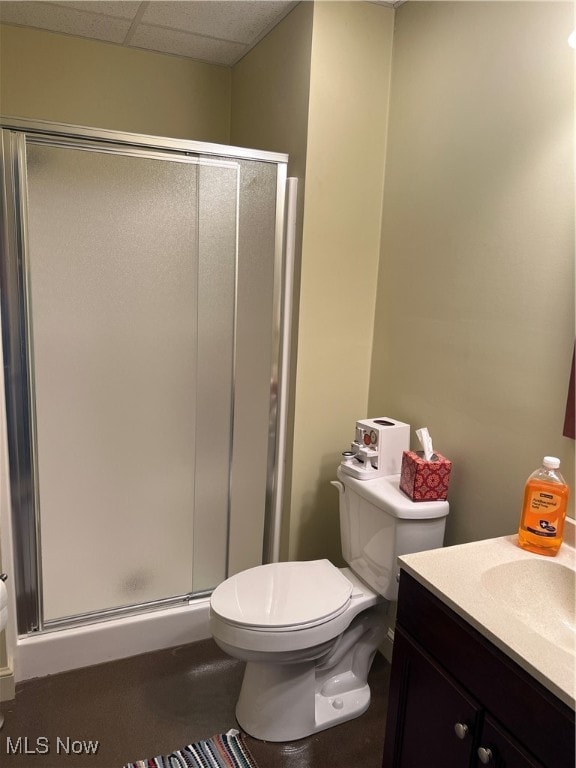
[24, 142, 238, 623]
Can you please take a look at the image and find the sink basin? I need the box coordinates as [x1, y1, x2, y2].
[481, 559, 576, 655]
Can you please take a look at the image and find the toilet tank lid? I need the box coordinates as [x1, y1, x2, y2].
[210, 560, 352, 629]
[337, 467, 449, 519]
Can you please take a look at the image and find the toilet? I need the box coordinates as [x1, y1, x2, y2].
[209, 464, 449, 742]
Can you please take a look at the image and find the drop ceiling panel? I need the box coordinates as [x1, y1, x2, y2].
[141, 1, 294, 44]
[130, 23, 247, 66]
[53, 2, 141, 20]
[0, 1, 132, 42]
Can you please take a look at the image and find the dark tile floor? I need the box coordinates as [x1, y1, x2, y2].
[0, 638, 390, 768]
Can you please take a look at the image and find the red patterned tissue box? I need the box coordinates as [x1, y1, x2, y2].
[400, 450, 452, 501]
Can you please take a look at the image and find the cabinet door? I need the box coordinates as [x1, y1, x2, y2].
[475, 716, 545, 768]
[383, 628, 481, 768]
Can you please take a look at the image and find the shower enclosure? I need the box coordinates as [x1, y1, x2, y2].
[0, 118, 292, 673]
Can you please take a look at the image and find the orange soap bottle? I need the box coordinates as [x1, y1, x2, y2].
[518, 456, 570, 556]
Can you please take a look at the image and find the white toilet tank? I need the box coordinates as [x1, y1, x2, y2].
[334, 466, 449, 601]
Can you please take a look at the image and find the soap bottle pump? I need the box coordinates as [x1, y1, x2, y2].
[517, 456, 570, 556]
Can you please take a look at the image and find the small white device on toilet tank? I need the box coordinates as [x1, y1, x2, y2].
[339, 417, 410, 479]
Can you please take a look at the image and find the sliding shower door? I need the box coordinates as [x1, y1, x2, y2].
[1, 122, 288, 633]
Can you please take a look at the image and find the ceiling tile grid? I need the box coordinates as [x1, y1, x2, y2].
[0, 0, 299, 66]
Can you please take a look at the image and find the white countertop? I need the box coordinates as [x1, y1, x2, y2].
[399, 518, 576, 709]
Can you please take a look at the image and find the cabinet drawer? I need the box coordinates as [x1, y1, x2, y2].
[396, 572, 574, 768]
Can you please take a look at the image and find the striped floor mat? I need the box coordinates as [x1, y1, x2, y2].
[123, 729, 259, 768]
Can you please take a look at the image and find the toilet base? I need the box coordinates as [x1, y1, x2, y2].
[235, 605, 387, 742]
[236, 663, 372, 742]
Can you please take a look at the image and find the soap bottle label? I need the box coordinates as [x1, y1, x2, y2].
[524, 489, 562, 537]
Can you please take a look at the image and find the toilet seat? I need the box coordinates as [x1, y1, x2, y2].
[210, 559, 353, 631]
[210, 565, 381, 655]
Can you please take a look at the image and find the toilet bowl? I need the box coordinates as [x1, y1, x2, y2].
[210, 561, 387, 741]
[210, 462, 450, 742]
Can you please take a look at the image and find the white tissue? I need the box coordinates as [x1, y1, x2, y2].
[416, 427, 435, 462]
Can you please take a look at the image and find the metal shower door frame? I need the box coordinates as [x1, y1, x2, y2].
[0, 117, 290, 635]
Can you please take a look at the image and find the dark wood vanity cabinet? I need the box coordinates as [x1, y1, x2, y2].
[382, 572, 575, 768]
